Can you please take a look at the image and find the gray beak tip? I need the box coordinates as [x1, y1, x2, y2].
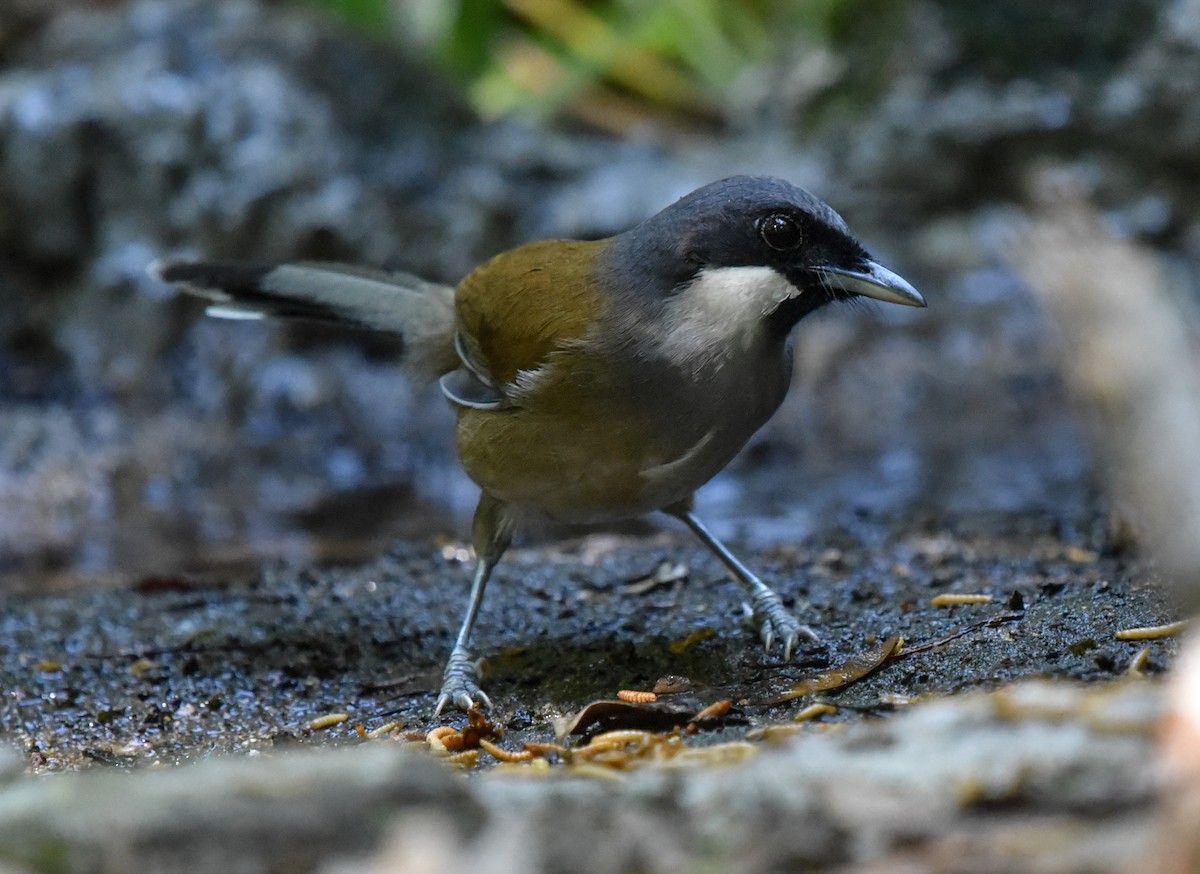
[821, 261, 926, 308]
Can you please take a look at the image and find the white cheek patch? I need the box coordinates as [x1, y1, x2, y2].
[658, 266, 798, 367]
[689, 265, 799, 318]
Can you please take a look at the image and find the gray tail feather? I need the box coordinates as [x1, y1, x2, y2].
[151, 259, 458, 377]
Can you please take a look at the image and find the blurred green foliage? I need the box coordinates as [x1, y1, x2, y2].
[306, 0, 1157, 130]
[305, 0, 890, 128]
[309, 0, 391, 31]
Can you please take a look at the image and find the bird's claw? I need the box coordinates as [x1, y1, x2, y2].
[751, 590, 818, 660]
[434, 645, 491, 715]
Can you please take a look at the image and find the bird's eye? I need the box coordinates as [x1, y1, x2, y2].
[758, 213, 803, 251]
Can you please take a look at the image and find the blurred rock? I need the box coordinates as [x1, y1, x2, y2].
[0, 744, 472, 874]
[1, 0, 1199, 585]
[1013, 178, 1200, 596]
[1158, 633, 1200, 874]
[814, 0, 1192, 223]
[0, 0, 633, 583]
[0, 680, 1165, 873]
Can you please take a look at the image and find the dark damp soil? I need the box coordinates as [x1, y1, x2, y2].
[1, 511, 1174, 773]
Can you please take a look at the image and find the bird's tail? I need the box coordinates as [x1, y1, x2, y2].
[151, 260, 459, 378]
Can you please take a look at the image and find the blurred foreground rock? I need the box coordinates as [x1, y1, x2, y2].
[1014, 181, 1200, 601]
[0, 680, 1166, 874]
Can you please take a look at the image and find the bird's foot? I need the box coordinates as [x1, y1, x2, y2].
[749, 587, 819, 660]
[434, 645, 492, 715]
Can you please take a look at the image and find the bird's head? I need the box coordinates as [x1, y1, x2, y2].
[600, 175, 924, 345]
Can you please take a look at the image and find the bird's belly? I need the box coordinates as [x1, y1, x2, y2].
[454, 382, 783, 523]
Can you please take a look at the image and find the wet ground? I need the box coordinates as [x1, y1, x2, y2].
[1, 509, 1175, 773]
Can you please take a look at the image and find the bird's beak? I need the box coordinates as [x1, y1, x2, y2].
[819, 261, 926, 307]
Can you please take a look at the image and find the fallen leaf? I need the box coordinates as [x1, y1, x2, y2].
[555, 700, 693, 740]
[652, 675, 694, 695]
[621, 560, 689, 595]
[669, 626, 716, 655]
[764, 635, 902, 705]
[556, 694, 740, 740]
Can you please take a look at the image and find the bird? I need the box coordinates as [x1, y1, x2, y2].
[152, 175, 925, 714]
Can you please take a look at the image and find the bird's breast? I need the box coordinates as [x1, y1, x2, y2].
[454, 332, 793, 523]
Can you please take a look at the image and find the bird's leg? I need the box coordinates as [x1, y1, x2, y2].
[665, 500, 818, 660]
[435, 492, 514, 715]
